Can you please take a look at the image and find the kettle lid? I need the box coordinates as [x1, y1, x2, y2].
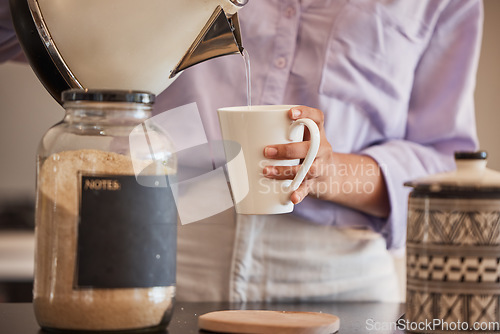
[404, 151, 500, 194]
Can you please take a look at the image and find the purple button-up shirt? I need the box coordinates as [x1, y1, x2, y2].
[0, 0, 483, 250]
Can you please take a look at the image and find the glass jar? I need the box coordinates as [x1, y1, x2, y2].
[34, 89, 177, 332]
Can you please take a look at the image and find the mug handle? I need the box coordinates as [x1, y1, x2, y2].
[281, 118, 320, 204]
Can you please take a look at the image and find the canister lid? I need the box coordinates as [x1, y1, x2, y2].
[405, 151, 500, 195]
[61, 89, 155, 104]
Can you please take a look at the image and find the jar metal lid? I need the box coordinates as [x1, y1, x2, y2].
[61, 89, 155, 104]
[454, 151, 488, 160]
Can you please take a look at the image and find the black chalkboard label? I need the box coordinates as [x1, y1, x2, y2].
[76, 174, 177, 289]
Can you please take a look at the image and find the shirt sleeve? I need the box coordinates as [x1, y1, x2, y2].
[0, 0, 24, 62]
[294, 0, 483, 250]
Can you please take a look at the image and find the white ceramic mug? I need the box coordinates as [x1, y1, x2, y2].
[217, 105, 320, 214]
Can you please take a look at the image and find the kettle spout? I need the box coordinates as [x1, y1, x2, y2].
[170, 6, 244, 78]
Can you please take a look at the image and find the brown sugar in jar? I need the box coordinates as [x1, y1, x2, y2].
[34, 90, 177, 332]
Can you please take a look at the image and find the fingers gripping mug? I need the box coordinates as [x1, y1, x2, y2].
[217, 105, 320, 214]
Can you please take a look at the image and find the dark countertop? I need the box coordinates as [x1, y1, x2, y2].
[0, 301, 405, 334]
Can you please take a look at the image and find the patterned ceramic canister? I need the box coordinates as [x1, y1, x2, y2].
[405, 151, 500, 333]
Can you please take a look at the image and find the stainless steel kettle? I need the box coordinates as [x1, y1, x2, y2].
[9, 0, 247, 102]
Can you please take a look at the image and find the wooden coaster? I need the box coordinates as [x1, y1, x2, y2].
[198, 310, 340, 334]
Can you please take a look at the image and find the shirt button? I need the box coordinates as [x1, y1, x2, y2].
[274, 57, 287, 69]
[285, 6, 296, 18]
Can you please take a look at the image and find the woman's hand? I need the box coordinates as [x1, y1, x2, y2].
[262, 106, 390, 218]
